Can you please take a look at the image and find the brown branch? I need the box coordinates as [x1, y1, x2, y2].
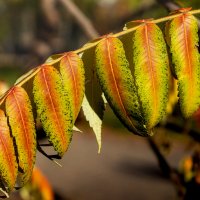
[41, 0, 60, 29]
[58, 0, 99, 39]
[148, 137, 185, 198]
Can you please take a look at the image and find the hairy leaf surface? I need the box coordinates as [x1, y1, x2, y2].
[133, 22, 169, 129]
[60, 52, 85, 121]
[5, 86, 36, 185]
[33, 65, 73, 157]
[167, 13, 200, 117]
[95, 36, 148, 136]
[0, 110, 17, 192]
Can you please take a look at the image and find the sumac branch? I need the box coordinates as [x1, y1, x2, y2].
[0, 7, 200, 197]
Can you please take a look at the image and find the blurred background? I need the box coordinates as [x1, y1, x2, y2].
[0, 0, 200, 199]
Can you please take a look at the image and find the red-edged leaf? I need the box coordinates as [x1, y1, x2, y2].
[95, 36, 148, 136]
[59, 52, 85, 121]
[5, 86, 36, 185]
[167, 12, 200, 117]
[33, 65, 73, 157]
[0, 109, 17, 192]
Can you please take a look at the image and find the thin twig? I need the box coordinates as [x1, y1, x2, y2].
[58, 0, 99, 39]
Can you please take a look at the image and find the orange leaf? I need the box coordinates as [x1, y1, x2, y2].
[0, 109, 17, 192]
[59, 52, 85, 121]
[6, 86, 36, 185]
[33, 65, 73, 157]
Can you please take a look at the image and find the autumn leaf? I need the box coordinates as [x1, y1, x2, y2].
[167, 11, 200, 117]
[6, 86, 36, 185]
[59, 52, 85, 122]
[0, 109, 17, 192]
[33, 65, 73, 157]
[95, 36, 148, 136]
[133, 21, 169, 129]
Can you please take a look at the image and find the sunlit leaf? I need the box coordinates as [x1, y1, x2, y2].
[0, 109, 17, 192]
[5, 86, 36, 185]
[33, 65, 73, 157]
[167, 12, 200, 117]
[133, 21, 169, 129]
[95, 36, 148, 136]
[59, 52, 85, 122]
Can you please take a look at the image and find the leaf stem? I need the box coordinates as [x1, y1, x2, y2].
[0, 8, 200, 105]
[74, 9, 200, 54]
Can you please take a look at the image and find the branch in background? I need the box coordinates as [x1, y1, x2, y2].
[148, 137, 171, 177]
[41, 0, 60, 29]
[58, 0, 99, 39]
[156, 0, 200, 28]
[160, 118, 200, 143]
[0, 54, 34, 68]
[156, 0, 179, 11]
[148, 137, 185, 198]
[119, 3, 157, 27]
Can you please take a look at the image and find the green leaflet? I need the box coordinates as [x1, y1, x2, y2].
[0, 109, 17, 192]
[95, 36, 148, 136]
[133, 22, 169, 129]
[82, 47, 105, 152]
[167, 12, 200, 118]
[33, 65, 73, 157]
[5, 86, 36, 185]
[59, 52, 85, 122]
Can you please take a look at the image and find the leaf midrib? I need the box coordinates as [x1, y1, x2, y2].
[41, 68, 66, 150]
[66, 54, 78, 117]
[13, 89, 31, 168]
[106, 38, 136, 130]
[144, 24, 157, 124]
